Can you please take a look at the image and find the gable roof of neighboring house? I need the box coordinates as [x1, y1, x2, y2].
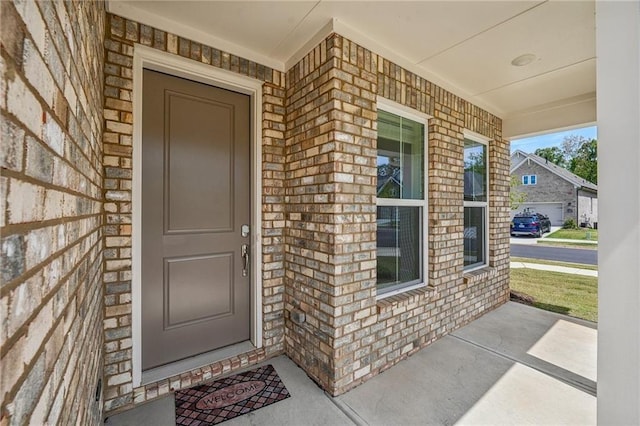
[377, 165, 402, 196]
[510, 150, 598, 192]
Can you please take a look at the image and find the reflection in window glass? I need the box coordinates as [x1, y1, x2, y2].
[464, 140, 487, 202]
[377, 110, 424, 200]
[376, 206, 422, 291]
[464, 206, 486, 268]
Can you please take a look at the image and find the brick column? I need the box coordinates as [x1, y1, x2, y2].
[284, 35, 378, 394]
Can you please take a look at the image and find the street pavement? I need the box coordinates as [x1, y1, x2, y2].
[511, 244, 597, 265]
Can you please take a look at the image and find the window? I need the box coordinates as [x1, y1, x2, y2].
[464, 138, 488, 270]
[522, 174, 537, 185]
[376, 108, 427, 296]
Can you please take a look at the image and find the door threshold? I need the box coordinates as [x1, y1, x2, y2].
[141, 341, 255, 386]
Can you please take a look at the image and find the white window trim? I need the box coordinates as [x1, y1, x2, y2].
[463, 131, 490, 272]
[522, 174, 537, 185]
[376, 98, 430, 299]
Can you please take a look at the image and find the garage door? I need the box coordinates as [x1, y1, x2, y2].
[512, 203, 564, 226]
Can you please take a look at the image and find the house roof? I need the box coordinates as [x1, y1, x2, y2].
[510, 150, 597, 192]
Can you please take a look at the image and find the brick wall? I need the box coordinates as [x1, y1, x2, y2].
[1, 0, 105, 424]
[2, 5, 511, 419]
[101, 14, 288, 414]
[283, 34, 511, 396]
[284, 35, 379, 391]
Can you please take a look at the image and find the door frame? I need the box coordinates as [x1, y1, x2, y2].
[131, 45, 263, 387]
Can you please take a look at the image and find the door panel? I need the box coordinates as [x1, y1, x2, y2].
[164, 253, 233, 329]
[142, 69, 251, 370]
[165, 91, 234, 233]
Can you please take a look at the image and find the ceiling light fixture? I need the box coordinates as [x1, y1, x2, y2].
[511, 53, 537, 67]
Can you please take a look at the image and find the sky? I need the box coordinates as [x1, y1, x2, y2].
[510, 126, 597, 154]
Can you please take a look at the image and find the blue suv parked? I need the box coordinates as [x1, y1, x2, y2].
[511, 212, 552, 238]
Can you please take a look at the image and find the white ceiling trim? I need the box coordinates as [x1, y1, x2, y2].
[473, 58, 596, 98]
[326, 19, 502, 116]
[107, 1, 286, 71]
[503, 93, 596, 139]
[108, 1, 504, 117]
[284, 18, 336, 71]
[416, 1, 547, 65]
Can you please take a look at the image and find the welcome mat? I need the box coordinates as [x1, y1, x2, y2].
[175, 364, 291, 425]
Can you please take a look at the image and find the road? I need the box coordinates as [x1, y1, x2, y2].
[511, 244, 598, 265]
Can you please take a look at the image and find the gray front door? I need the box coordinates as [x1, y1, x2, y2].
[141, 69, 251, 370]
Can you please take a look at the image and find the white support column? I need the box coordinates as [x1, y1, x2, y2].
[596, 1, 640, 424]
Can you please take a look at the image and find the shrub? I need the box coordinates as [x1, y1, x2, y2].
[563, 218, 578, 229]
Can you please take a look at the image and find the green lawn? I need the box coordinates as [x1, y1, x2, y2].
[510, 268, 598, 322]
[511, 257, 598, 271]
[547, 228, 598, 241]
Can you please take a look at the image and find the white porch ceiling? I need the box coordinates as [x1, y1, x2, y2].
[108, 0, 596, 138]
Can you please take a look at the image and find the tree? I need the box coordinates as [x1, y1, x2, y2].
[534, 146, 565, 166]
[569, 138, 597, 184]
[510, 175, 527, 210]
[561, 134, 587, 160]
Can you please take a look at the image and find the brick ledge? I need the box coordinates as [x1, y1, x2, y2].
[376, 286, 436, 314]
[463, 266, 497, 284]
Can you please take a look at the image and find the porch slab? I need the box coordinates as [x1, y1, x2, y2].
[104, 356, 353, 426]
[335, 303, 596, 425]
[105, 302, 597, 425]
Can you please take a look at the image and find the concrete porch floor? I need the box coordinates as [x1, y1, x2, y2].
[105, 302, 596, 425]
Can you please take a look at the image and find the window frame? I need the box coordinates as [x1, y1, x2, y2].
[463, 131, 490, 272]
[375, 98, 429, 299]
[522, 174, 537, 185]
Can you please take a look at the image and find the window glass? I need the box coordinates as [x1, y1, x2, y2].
[376, 206, 422, 291]
[464, 137, 488, 270]
[376, 108, 426, 295]
[530, 175, 537, 185]
[464, 140, 487, 201]
[377, 110, 424, 200]
[464, 206, 486, 268]
[522, 175, 529, 185]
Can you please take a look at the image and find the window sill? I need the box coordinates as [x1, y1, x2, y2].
[463, 266, 497, 285]
[376, 285, 436, 315]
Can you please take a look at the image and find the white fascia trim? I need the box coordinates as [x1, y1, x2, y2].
[503, 93, 597, 140]
[108, 1, 284, 72]
[131, 45, 264, 387]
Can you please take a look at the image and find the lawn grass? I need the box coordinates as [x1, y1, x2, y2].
[510, 268, 598, 322]
[511, 257, 598, 271]
[547, 228, 599, 241]
[536, 240, 598, 250]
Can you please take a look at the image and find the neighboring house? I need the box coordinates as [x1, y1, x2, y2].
[510, 150, 598, 227]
